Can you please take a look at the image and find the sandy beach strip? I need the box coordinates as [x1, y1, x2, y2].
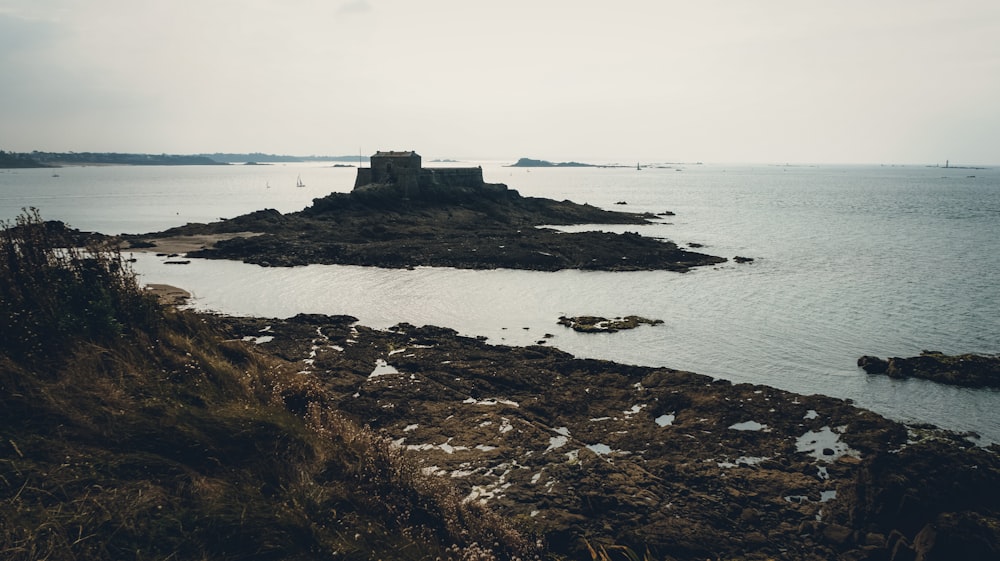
[144, 283, 191, 306]
[124, 232, 262, 255]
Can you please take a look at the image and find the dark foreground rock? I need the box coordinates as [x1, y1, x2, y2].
[858, 351, 1000, 388]
[128, 180, 725, 272]
[218, 313, 1000, 561]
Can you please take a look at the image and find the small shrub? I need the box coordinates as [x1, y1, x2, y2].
[0, 209, 160, 364]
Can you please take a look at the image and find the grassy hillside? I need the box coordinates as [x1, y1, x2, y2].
[0, 210, 537, 561]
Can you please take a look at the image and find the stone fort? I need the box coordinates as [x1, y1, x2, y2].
[353, 151, 487, 195]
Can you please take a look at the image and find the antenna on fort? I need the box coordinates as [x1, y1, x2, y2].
[359, 148, 363, 168]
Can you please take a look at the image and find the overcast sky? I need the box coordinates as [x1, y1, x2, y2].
[2, 1, 998, 164]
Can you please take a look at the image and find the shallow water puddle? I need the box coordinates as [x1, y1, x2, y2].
[368, 358, 399, 378]
[795, 426, 860, 462]
[729, 420, 769, 432]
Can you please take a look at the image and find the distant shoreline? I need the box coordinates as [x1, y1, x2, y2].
[0, 151, 223, 168]
[0, 151, 368, 168]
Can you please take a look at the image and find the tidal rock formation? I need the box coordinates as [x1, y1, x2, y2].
[858, 351, 1000, 388]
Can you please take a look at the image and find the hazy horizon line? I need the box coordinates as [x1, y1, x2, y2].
[3, 148, 993, 168]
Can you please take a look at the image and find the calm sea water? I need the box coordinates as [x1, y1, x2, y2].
[3, 161, 999, 443]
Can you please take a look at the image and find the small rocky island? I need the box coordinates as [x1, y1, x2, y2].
[129, 151, 725, 271]
[858, 351, 1000, 388]
[507, 157, 596, 167]
[557, 314, 664, 333]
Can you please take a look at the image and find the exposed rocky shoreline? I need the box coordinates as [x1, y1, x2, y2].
[215, 313, 1000, 561]
[858, 351, 1000, 388]
[125, 179, 727, 272]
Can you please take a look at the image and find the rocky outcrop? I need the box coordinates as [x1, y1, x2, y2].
[858, 351, 1000, 388]
[826, 436, 1000, 560]
[216, 313, 1000, 561]
[4, 216, 113, 247]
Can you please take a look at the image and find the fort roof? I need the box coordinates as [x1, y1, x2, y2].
[373, 150, 419, 158]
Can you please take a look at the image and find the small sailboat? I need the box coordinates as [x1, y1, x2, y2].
[296, 175, 305, 188]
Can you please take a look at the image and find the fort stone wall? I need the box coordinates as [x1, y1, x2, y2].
[354, 150, 487, 196]
[418, 167, 484, 188]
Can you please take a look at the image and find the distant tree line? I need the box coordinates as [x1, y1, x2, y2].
[0, 150, 51, 168]
[201, 152, 367, 164]
[0, 150, 367, 167]
[0, 151, 225, 167]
